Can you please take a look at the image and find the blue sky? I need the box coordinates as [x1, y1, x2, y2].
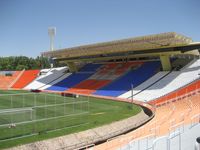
[1, 0, 200, 58]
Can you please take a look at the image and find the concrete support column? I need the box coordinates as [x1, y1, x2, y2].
[66, 62, 77, 73]
[160, 55, 172, 71]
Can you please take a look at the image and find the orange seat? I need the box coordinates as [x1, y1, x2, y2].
[11, 70, 40, 89]
[67, 79, 111, 95]
[0, 71, 20, 89]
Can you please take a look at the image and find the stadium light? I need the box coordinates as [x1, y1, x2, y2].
[48, 27, 56, 51]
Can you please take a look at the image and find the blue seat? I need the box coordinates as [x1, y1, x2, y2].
[46, 63, 101, 91]
[79, 63, 102, 72]
[93, 61, 161, 97]
[47, 73, 93, 91]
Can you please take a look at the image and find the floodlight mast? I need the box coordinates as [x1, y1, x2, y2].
[48, 27, 56, 51]
[48, 27, 56, 68]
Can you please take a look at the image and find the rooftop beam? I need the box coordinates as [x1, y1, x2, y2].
[42, 32, 192, 59]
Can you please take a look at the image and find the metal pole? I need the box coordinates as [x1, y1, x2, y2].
[31, 108, 33, 121]
[196, 83, 200, 115]
[48, 27, 56, 52]
[87, 96, 89, 123]
[64, 94, 66, 115]
[146, 136, 149, 149]
[11, 95, 13, 123]
[179, 132, 181, 150]
[10, 95, 13, 137]
[23, 94, 25, 135]
[50, 35, 54, 51]
[73, 97, 75, 113]
[138, 139, 140, 150]
[54, 93, 56, 130]
[34, 93, 36, 133]
[34, 93, 36, 119]
[167, 138, 170, 150]
[45, 94, 47, 130]
[23, 94, 25, 108]
[131, 84, 133, 103]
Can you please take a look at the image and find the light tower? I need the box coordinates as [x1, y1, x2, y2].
[48, 27, 56, 68]
[48, 27, 56, 51]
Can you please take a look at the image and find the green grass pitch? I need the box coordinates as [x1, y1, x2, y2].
[0, 90, 141, 149]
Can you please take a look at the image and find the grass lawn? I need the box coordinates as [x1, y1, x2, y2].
[0, 90, 141, 149]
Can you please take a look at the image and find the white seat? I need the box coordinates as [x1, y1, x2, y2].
[132, 59, 200, 102]
[118, 71, 169, 99]
[24, 67, 70, 90]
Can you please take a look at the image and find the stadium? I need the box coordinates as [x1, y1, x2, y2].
[0, 32, 200, 150]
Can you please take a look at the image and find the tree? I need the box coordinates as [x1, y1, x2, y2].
[0, 56, 51, 71]
[0, 56, 64, 71]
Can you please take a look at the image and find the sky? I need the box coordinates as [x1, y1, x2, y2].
[0, 0, 200, 58]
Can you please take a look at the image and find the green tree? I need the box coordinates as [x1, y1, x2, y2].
[0, 56, 64, 71]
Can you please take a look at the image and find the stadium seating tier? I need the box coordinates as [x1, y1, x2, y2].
[0, 71, 21, 89]
[94, 61, 161, 97]
[24, 67, 70, 90]
[131, 59, 200, 102]
[11, 70, 40, 89]
[66, 79, 111, 94]
[46, 73, 94, 91]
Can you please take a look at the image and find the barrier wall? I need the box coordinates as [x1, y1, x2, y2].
[150, 79, 200, 105]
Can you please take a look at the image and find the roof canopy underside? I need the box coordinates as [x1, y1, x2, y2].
[42, 32, 199, 61]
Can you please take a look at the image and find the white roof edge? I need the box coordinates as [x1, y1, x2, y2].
[190, 42, 200, 45]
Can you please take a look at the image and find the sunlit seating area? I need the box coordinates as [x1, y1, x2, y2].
[118, 59, 200, 102]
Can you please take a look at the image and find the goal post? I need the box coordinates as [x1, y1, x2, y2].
[0, 92, 90, 141]
[0, 107, 34, 127]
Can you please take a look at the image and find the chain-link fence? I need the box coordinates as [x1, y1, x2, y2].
[0, 92, 89, 141]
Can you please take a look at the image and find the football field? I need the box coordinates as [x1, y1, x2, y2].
[0, 90, 141, 148]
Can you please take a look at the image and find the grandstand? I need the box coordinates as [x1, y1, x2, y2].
[1, 32, 200, 149]
[11, 70, 40, 89]
[0, 71, 21, 89]
[94, 61, 161, 97]
[24, 67, 71, 90]
[119, 58, 200, 101]
[94, 83, 200, 150]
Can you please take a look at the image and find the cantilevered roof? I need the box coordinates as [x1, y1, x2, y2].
[42, 32, 195, 60]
